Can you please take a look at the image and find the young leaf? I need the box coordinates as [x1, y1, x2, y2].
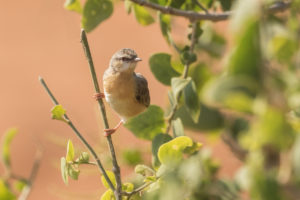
[82, 0, 113, 32]
[158, 136, 194, 165]
[51, 105, 68, 123]
[171, 77, 192, 100]
[122, 182, 134, 193]
[172, 118, 184, 137]
[100, 189, 115, 200]
[0, 179, 15, 200]
[66, 139, 75, 162]
[101, 171, 116, 189]
[64, 0, 82, 14]
[183, 80, 200, 123]
[133, 4, 155, 26]
[152, 133, 172, 167]
[135, 164, 155, 177]
[78, 152, 90, 163]
[68, 165, 80, 180]
[124, 105, 166, 140]
[149, 53, 180, 85]
[2, 128, 18, 168]
[61, 157, 68, 185]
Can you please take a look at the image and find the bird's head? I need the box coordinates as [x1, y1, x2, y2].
[109, 48, 142, 73]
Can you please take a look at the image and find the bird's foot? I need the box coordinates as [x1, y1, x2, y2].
[103, 121, 123, 137]
[93, 92, 105, 100]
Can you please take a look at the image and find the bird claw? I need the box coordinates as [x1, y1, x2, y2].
[93, 92, 105, 100]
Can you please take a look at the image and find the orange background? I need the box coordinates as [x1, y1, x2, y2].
[0, 1, 241, 199]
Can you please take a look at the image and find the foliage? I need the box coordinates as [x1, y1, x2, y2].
[58, 0, 300, 199]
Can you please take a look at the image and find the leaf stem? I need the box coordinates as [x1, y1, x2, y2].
[39, 77, 116, 192]
[80, 29, 122, 200]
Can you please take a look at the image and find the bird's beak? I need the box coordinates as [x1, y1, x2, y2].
[134, 57, 142, 62]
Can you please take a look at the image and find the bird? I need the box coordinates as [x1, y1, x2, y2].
[94, 48, 150, 136]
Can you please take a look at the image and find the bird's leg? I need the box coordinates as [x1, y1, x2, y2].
[93, 92, 105, 100]
[103, 121, 123, 137]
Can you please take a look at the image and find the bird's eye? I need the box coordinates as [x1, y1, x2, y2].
[121, 57, 131, 62]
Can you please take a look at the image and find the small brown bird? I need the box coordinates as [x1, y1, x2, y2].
[94, 48, 150, 136]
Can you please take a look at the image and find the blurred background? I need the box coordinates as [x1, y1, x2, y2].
[0, 1, 241, 199]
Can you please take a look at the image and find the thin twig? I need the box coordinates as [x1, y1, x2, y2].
[39, 77, 115, 192]
[129, 0, 291, 21]
[18, 149, 43, 200]
[166, 22, 198, 134]
[123, 181, 154, 199]
[80, 29, 122, 200]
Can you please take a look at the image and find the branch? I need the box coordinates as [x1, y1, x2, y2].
[123, 181, 154, 199]
[18, 149, 43, 200]
[129, 0, 291, 21]
[39, 77, 116, 192]
[166, 22, 198, 134]
[80, 29, 122, 200]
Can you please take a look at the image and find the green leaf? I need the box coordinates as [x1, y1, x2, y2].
[78, 152, 90, 163]
[219, 0, 232, 11]
[133, 4, 155, 26]
[82, 0, 113, 32]
[124, 0, 133, 14]
[135, 164, 155, 177]
[101, 171, 116, 189]
[0, 179, 15, 200]
[68, 165, 80, 180]
[66, 139, 75, 162]
[122, 149, 143, 166]
[149, 53, 181, 85]
[14, 180, 27, 192]
[158, 12, 171, 44]
[122, 182, 134, 193]
[64, 0, 82, 14]
[269, 35, 298, 63]
[188, 63, 212, 92]
[171, 118, 184, 137]
[51, 105, 68, 123]
[171, 77, 192, 100]
[158, 136, 194, 165]
[100, 189, 115, 200]
[124, 105, 166, 140]
[152, 133, 172, 167]
[292, 136, 300, 181]
[61, 157, 68, 185]
[183, 80, 200, 123]
[2, 128, 18, 168]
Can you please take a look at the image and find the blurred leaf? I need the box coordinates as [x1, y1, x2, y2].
[269, 35, 298, 63]
[152, 133, 172, 167]
[100, 189, 115, 200]
[175, 104, 224, 131]
[68, 165, 80, 180]
[101, 171, 116, 189]
[64, 0, 82, 14]
[183, 80, 200, 122]
[0, 180, 15, 200]
[292, 135, 300, 181]
[180, 50, 197, 65]
[2, 128, 18, 168]
[125, 105, 166, 140]
[122, 149, 143, 166]
[201, 0, 214, 8]
[188, 63, 212, 92]
[158, 136, 194, 165]
[124, 0, 133, 14]
[149, 53, 180, 85]
[184, 142, 202, 154]
[219, 0, 232, 11]
[14, 180, 27, 192]
[61, 157, 68, 185]
[172, 118, 184, 137]
[168, 0, 185, 8]
[66, 139, 75, 162]
[133, 4, 155, 26]
[171, 77, 192, 100]
[51, 105, 68, 123]
[135, 164, 155, 176]
[78, 152, 90, 163]
[122, 182, 134, 193]
[158, 12, 171, 44]
[82, 0, 113, 32]
[168, 91, 176, 107]
[241, 107, 294, 150]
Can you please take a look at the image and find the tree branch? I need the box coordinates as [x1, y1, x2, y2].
[80, 29, 122, 200]
[39, 77, 116, 192]
[128, 0, 291, 21]
[123, 181, 154, 199]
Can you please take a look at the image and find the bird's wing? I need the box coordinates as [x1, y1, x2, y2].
[134, 73, 150, 107]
